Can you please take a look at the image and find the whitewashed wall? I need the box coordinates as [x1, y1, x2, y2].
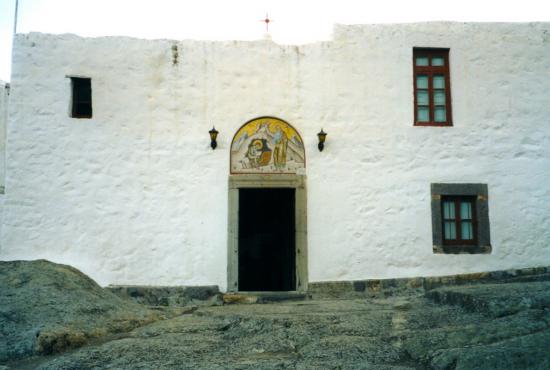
[2, 23, 549, 289]
[0, 81, 7, 188]
[0, 80, 8, 249]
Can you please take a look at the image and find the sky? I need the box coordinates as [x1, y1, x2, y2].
[1, 0, 549, 81]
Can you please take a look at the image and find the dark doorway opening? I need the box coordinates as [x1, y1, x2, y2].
[238, 188, 296, 291]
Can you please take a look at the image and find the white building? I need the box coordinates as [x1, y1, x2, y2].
[0, 80, 8, 233]
[1, 22, 549, 291]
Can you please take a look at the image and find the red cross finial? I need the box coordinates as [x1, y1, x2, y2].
[260, 13, 272, 33]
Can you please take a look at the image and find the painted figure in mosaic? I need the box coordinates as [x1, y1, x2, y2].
[246, 138, 272, 168]
[231, 117, 305, 174]
[272, 128, 288, 169]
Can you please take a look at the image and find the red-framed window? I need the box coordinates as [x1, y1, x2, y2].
[442, 196, 477, 245]
[413, 48, 452, 126]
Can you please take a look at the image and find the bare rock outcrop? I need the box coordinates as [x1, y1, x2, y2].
[0, 260, 161, 361]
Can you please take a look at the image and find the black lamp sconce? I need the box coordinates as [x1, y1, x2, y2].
[317, 129, 327, 152]
[209, 127, 219, 150]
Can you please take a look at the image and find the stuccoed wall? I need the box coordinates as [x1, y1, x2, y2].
[0, 80, 8, 249]
[2, 22, 549, 289]
[0, 81, 6, 188]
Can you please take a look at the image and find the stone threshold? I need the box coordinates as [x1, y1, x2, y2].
[223, 291, 308, 304]
[107, 285, 308, 306]
[107, 285, 222, 307]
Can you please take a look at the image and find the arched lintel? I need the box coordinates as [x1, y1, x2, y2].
[231, 116, 306, 153]
[229, 116, 306, 175]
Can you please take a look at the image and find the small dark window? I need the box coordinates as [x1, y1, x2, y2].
[71, 77, 92, 118]
[442, 196, 477, 245]
[413, 48, 452, 126]
[431, 183, 491, 254]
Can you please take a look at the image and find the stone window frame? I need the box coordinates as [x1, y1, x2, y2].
[227, 174, 308, 292]
[431, 183, 491, 254]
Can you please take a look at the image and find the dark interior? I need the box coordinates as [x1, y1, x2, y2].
[238, 188, 295, 291]
[71, 77, 92, 118]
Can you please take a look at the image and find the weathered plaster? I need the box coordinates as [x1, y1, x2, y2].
[2, 22, 550, 289]
[0, 80, 8, 250]
[0, 81, 6, 191]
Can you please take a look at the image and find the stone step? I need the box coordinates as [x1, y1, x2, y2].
[223, 291, 308, 304]
[107, 285, 221, 307]
[426, 280, 550, 317]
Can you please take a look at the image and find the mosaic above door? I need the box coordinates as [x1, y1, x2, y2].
[230, 117, 305, 174]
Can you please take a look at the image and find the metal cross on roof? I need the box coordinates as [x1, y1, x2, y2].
[260, 13, 273, 33]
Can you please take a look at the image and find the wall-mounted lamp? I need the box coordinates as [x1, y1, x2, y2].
[317, 129, 327, 152]
[209, 127, 219, 150]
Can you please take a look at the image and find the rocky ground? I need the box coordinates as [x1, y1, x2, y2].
[0, 260, 174, 363]
[1, 261, 550, 369]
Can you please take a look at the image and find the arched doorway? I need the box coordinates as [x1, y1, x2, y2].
[227, 117, 307, 292]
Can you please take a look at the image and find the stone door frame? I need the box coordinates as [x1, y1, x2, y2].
[227, 174, 308, 292]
